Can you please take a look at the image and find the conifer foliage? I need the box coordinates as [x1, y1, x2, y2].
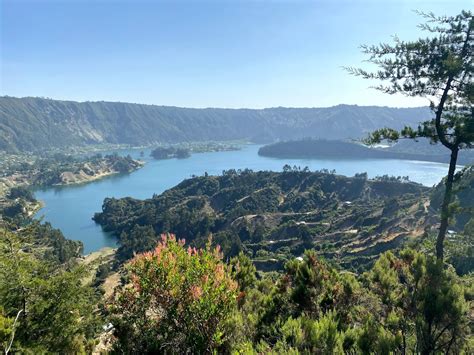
[347, 10, 473, 259]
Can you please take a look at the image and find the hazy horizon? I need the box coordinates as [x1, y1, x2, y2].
[2, 95, 432, 110]
[2, 0, 471, 109]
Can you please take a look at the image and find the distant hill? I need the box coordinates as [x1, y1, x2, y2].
[0, 96, 431, 152]
[258, 139, 474, 165]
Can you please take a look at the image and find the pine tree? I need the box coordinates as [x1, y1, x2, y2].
[347, 10, 473, 259]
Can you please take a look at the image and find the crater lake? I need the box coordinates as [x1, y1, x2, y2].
[34, 145, 452, 254]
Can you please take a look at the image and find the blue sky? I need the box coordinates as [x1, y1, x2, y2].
[1, 0, 471, 108]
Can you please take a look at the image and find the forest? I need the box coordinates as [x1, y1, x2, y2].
[2, 163, 471, 352]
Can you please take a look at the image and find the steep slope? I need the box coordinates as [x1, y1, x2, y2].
[0, 96, 431, 152]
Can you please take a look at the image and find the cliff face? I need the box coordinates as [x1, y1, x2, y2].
[0, 96, 431, 152]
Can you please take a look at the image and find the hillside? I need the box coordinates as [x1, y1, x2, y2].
[0, 96, 431, 152]
[258, 139, 474, 165]
[93, 169, 431, 271]
[0, 153, 143, 193]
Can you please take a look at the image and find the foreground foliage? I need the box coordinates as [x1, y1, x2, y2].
[108, 234, 238, 353]
[224, 250, 471, 353]
[0, 229, 100, 353]
[0, 224, 471, 353]
[107, 235, 472, 354]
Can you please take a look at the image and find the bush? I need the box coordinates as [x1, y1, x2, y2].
[109, 234, 238, 353]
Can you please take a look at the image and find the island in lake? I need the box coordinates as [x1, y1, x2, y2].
[150, 141, 242, 160]
[151, 146, 191, 160]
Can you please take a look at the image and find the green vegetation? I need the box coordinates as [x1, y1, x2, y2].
[150, 141, 242, 160]
[0, 152, 142, 189]
[1, 164, 472, 353]
[151, 146, 191, 160]
[0, 180, 84, 268]
[0, 96, 431, 152]
[94, 169, 431, 271]
[108, 234, 237, 353]
[1, 224, 472, 353]
[0, 152, 143, 235]
[0, 8, 472, 354]
[105, 234, 472, 353]
[347, 10, 473, 259]
[431, 165, 474, 233]
[259, 139, 474, 165]
[176, 141, 242, 153]
[0, 228, 101, 353]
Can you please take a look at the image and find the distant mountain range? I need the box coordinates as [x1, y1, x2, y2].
[0, 96, 432, 152]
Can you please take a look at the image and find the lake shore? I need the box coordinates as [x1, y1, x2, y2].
[33, 145, 452, 254]
[0, 156, 145, 197]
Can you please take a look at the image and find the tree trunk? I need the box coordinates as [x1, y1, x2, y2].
[436, 146, 458, 260]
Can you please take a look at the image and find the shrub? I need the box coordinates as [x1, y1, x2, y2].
[109, 234, 238, 353]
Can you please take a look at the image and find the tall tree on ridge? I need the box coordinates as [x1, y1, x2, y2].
[346, 10, 473, 260]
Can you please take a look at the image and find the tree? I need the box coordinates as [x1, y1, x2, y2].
[0, 307, 15, 355]
[0, 229, 99, 353]
[285, 250, 360, 323]
[229, 252, 257, 294]
[365, 250, 469, 354]
[109, 234, 238, 353]
[347, 11, 473, 259]
[116, 224, 157, 262]
[7, 187, 35, 202]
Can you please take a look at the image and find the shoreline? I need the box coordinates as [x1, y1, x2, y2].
[28, 148, 453, 256]
[1, 160, 145, 240]
[32, 161, 146, 217]
[51, 160, 145, 187]
[1, 159, 145, 194]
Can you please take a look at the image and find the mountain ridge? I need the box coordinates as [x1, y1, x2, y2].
[0, 96, 432, 152]
[2, 96, 427, 110]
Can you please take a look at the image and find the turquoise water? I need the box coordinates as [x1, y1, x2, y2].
[34, 145, 450, 254]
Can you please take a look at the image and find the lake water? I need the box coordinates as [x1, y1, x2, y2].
[34, 145, 451, 254]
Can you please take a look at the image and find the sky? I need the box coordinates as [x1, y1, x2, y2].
[1, 0, 471, 108]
